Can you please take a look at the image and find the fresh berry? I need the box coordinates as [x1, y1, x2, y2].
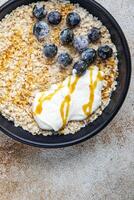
[33, 4, 47, 19]
[43, 44, 58, 58]
[81, 48, 96, 64]
[58, 53, 73, 67]
[60, 28, 74, 45]
[73, 60, 88, 76]
[33, 21, 49, 40]
[66, 12, 81, 27]
[73, 36, 89, 53]
[97, 45, 113, 59]
[88, 27, 101, 42]
[47, 11, 62, 25]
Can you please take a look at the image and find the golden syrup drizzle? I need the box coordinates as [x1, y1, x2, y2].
[34, 84, 63, 115]
[60, 95, 71, 128]
[34, 67, 103, 130]
[70, 76, 80, 94]
[82, 69, 104, 117]
[60, 76, 79, 129]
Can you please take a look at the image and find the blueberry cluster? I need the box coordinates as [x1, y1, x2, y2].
[71, 27, 113, 75]
[33, 4, 62, 41]
[32, 4, 113, 75]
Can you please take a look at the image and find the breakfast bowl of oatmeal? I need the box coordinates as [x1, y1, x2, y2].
[0, 0, 131, 148]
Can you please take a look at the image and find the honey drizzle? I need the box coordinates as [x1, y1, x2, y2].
[60, 76, 79, 129]
[82, 69, 103, 116]
[35, 84, 63, 115]
[34, 67, 103, 129]
[60, 95, 71, 128]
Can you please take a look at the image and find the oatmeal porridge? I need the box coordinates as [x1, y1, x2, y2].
[0, 0, 118, 135]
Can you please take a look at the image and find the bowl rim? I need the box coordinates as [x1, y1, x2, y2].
[0, 0, 131, 148]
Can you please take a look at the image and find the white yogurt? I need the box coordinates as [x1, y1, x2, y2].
[33, 66, 104, 131]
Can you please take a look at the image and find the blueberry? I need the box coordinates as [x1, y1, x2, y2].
[73, 60, 88, 76]
[73, 36, 89, 53]
[33, 4, 47, 19]
[33, 21, 49, 40]
[60, 28, 74, 45]
[43, 44, 58, 58]
[47, 11, 62, 25]
[88, 27, 101, 42]
[97, 45, 113, 59]
[66, 12, 81, 27]
[81, 48, 96, 64]
[58, 53, 73, 67]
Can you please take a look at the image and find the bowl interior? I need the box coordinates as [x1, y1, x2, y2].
[0, 0, 131, 148]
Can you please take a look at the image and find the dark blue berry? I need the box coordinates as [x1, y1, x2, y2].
[81, 48, 96, 64]
[88, 27, 101, 42]
[47, 11, 62, 25]
[73, 36, 89, 53]
[73, 60, 88, 76]
[66, 12, 81, 27]
[97, 45, 113, 59]
[33, 21, 49, 40]
[58, 53, 73, 67]
[33, 4, 47, 19]
[43, 44, 58, 58]
[60, 28, 74, 45]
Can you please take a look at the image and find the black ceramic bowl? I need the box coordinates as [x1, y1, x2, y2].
[0, 0, 131, 148]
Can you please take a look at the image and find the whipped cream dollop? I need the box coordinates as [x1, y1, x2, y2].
[33, 66, 104, 131]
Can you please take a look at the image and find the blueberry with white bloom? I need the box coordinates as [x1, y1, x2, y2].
[66, 12, 81, 27]
[88, 27, 101, 42]
[33, 4, 47, 19]
[97, 45, 113, 59]
[73, 60, 88, 76]
[81, 48, 96, 64]
[43, 44, 58, 58]
[58, 53, 73, 67]
[47, 11, 62, 25]
[33, 21, 49, 40]
[60, 28, 74, 45]
[73, 36, 89, 53]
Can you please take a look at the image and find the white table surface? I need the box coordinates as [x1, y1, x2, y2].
[0, 0, 134, 199]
